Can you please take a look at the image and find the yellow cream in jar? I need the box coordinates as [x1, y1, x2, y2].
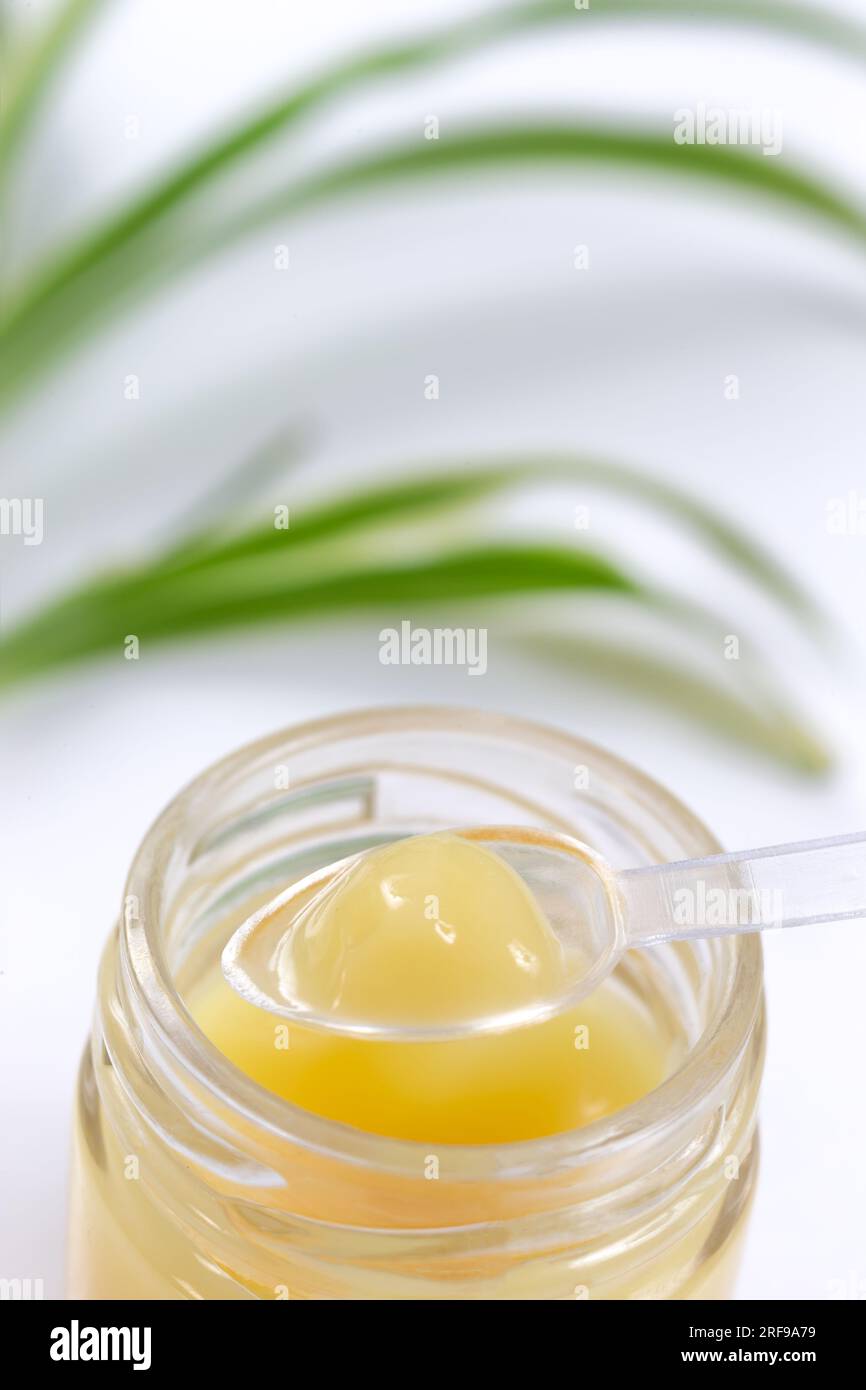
[191, 833, 669, 1142]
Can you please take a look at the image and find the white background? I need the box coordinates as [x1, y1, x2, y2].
[1, 0, 865, 1298]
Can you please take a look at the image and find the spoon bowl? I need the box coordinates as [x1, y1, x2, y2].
[222, 822, 866, 1039]
[222, 826, 627, 1040]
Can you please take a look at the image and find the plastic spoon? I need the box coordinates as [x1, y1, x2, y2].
[222, 824, 866, 1039]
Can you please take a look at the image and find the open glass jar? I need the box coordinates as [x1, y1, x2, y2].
[67, 707, 765, 1300]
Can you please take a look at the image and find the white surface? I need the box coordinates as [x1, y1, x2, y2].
[1, 0, 866, 1299]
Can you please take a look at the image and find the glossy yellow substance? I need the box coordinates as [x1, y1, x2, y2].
[275, 833, 567, 1028]
[191, 834, 669, 1143]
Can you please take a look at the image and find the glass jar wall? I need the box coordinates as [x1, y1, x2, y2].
[67, 708, 765, 1300]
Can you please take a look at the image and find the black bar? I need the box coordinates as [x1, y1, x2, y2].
[1, 1298, 860, 1373]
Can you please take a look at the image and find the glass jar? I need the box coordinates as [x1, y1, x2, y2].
[67, 707, 765, 1300]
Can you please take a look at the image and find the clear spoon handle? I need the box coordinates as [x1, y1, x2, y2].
[618, 830, 866, 947]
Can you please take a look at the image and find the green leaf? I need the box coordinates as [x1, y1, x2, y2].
[0, 0, 108, 181]
[519, 629, 830, 773]
[5, 123, 865, 402]
[0, 542, 636, 684]
[0, 528, 828, 771]
[141, 455, 823, 631]
[0, 1, 844, 771]
[0, 450, 821, 681]
[3, 1, 866, 397]
[6, 0, 865, 265]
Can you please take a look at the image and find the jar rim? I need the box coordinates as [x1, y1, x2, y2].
[123, 705, 763, 1181]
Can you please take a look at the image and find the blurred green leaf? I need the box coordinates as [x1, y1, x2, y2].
[0, 0, 847, 773]
[148, 455, 824, 630]
[0, 460, 831, 772]
[2, 2, 865, 398]
[0, 541, 636, 683]
[0, 0, 108, 181]
[519, 630, 830, 773]
[5, 123, 865, 401]
[5, 0, 864, 207]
